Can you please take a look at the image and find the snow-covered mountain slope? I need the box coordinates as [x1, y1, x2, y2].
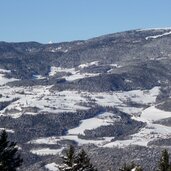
[1, 28, 171, 171]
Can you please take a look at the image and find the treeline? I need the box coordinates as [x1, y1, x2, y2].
[118, 149, 171, 171]
[0, 130, 171, 171]
[0, 130, 23, 171]
[60, 147, 171, 171]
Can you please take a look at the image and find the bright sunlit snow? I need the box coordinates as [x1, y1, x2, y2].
[49, 66, 99, 81]
[78, 61, 99, 68]
[0, 68, 18, 86]
[45, 163, 60, 171]
[141, 106, 171, 122]
[146, 31, 171, 40]
[68, 112, 120, 135]
[30, 147, 64, 156]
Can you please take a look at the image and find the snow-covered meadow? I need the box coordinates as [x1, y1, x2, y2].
[49, 65, 100, 81]
[45, 163, 60, 171]
[1, 66, 171, 154]
[0, 83, 160, 119]
[24, 84, 171, 154]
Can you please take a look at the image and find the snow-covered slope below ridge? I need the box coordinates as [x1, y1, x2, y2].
[1, 28, 171, 171]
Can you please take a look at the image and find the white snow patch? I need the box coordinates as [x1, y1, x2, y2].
[29, 137, 61, 145]
[141, 106, 171, 122]
[49, 66, 59, 76]
[56, 47, 62, 50]
[90, 86, 160, 107]
[104, 122, 171, 148]
[104, 126, 153, 148]
[146, 31, 171, 40]
[49, 66, 99, 81]
[0, 69, 18, 86]
[33, 75, 46, 80]
[0, 128, 14, 133]
[110, 64, 122, 68]
[62, 135, 113, 146]
[131, 168, 136, 171]
[150, 57, 168, 61]
[0, 69, 11, 73]
[117, 106, 143, 115]
[45, 163, 60, 171]
[107, 69, 114, 73]
[78, 61, 99, 68]
[125, 79, 132, 83]
[104, 105, 171, 148]
[64, 72, 99, 81]
[0, 86, 89, 118]
[30, 135, 113, 147]
[27, 86, 163, 148]
[68, 112, 120, 135]
[49, 47, 63, 53]
[64, 49, 68, 53]
[31, 147, 64, 156]
[0, 76, 18, 86]
[48, 41, 53, 44]
[0, 85, 160, 119]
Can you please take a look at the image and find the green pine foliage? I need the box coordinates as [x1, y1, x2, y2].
[63, 145, 75, 168]
[60, 145, 97, 171]
[60, 145, 76, 171]
[158, 149, 171, 171]
[0, 130, 23, 171]
[75, 149, 97, 171]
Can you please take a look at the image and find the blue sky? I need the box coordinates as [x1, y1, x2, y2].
[0, 0, 171, 43]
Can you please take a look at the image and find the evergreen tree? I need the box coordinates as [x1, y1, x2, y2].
[75, 149, 97, 171]
[63, 145, 75, 168]
[61, 145, 77, 171]
[158, 149, 171, 171]
[0, 130, 23, 171]
[60, 146, 97, 171]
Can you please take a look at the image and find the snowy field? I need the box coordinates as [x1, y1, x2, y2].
[26, 85, 171, 152]
[104, 107, 171, 148]
[49, 65, 99, 81]
[68, 112, 120, 135]
[1, 69, 171, 153]
[0, 86, 89, 118]
[0, 69, 18, 85]
[0, 84, 160, 118]
[45, 163, 60, 171]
